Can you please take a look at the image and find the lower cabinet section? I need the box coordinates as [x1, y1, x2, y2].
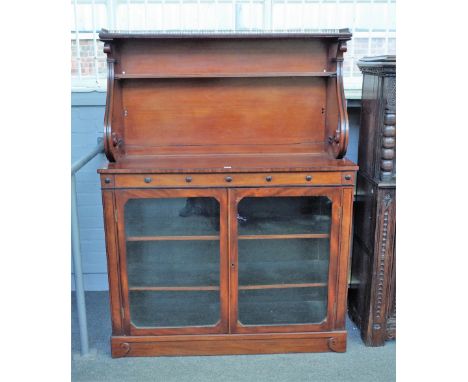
[102, 184, 355, 357]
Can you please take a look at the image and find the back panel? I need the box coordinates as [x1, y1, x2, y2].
[121, 77, 327, 155]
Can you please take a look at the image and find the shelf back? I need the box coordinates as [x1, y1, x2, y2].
[115, 39, 329, 76]
[120, 77, 327, 156]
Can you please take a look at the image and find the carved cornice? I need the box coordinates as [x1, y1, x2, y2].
[328, 41, 349, 159]
[99, 28, 352, 40]
[358, 55, 396, 77]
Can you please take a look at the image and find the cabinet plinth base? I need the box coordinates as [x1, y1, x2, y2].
[111, 331, 347, 357]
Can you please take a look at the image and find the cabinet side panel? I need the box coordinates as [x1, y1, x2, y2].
[335, 187, 354, 329]
[348, 175, 377, 340]
[101, 189, 124, 335]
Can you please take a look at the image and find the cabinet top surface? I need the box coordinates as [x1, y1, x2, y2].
[98, 153, 358, 174]
[99, 28, 352, 40]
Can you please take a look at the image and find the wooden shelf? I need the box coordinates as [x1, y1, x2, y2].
[239, 283, 326, 290]
[129, 283, 326, 292]
[129, 286, 219, 291]
[115, 72, 337, 79]
[127, 235, 219, 241]
[239, 233, 329, 240]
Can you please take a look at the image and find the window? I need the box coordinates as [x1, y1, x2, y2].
[71, 0, 396, 98]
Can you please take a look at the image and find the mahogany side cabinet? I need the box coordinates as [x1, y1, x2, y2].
[97, 29, 358, 357]
[348, 55, 396, 346]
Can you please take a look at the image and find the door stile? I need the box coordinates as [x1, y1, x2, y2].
[115, 191, 132, 335]
[218, 189, 230, 333]
[228, 188, 239, 334]
[101, 189, 124, 335]
[334, 187, 354, 329]
[324, 190, 342, 330]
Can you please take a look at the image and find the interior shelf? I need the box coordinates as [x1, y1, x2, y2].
[128, 283, 326, 292]
[238, 233, 329, 240]
[115, 71, 337, 79]
[127, 235, 219, 241]
[239, 282, 326, 290]
[129, 286, 219, 291]
[127, 234, 328, 241]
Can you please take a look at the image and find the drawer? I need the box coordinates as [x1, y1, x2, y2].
[102, 172, 355, 188]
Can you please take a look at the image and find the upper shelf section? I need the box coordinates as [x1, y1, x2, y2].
[100, 30, 352, 162]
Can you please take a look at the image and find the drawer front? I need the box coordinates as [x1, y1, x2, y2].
[103, 172, 355, 189]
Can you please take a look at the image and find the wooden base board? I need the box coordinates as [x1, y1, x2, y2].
[111, 331, 347, 357]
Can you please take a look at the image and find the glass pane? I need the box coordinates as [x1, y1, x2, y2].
[238, 196, 331, 236]
[125, 197, 219, 237]
[239, 287, 328, 326]
[238, 239, 329, 286]
[237, 196, 331, 326]
[129, 291, 219, 327]
[125, 197, 221, 328]
[127, 241, 219, 288]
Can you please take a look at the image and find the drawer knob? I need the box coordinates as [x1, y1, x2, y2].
[305, 175, 312, 181]
[345, 174, 352, 181]
[225, 176, 233, 183]
[185, 176, 192, 183]
[265, 176, 272, 182]
[104, 177, 111, 184]
[144, 177, 152, 183]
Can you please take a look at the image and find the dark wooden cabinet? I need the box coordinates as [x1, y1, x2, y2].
[348, 55, 396, 346]
[98, 29, 357, 357]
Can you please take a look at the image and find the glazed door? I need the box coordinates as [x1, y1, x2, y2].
[115, 189, 229, 335]
[229, 187, 342, 334]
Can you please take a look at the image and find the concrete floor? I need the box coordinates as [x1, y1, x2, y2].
[72, 292, 395, 382]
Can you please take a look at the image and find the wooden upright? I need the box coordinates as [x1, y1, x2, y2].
[98, 29, 358, 357]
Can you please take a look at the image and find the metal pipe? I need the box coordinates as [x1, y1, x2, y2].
[71, 140, 104, 356]
[72, 173, 89, 356]
[72, 140, 104, 175]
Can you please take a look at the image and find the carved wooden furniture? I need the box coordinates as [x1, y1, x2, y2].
[98, 29, 357, 357]
[348, 55, 396, 346]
